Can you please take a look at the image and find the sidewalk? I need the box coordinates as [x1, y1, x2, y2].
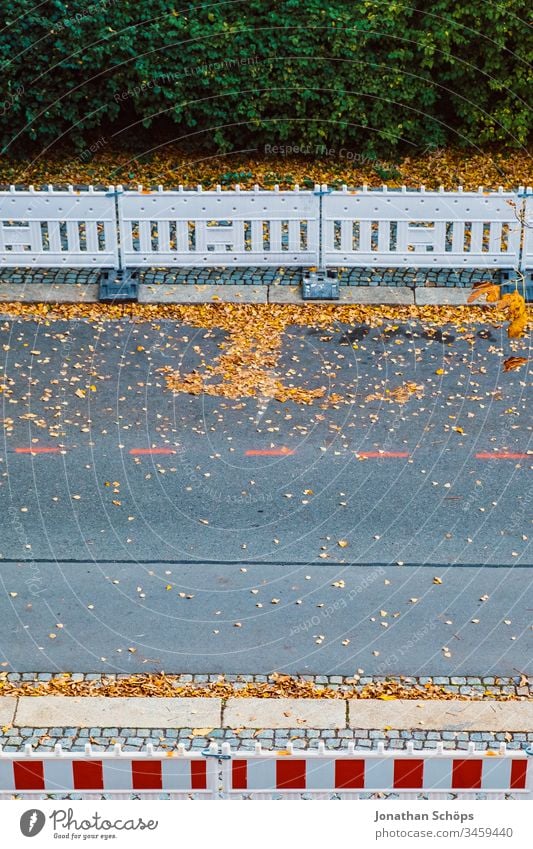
[0, 264, 504, 305]
[2, 671, 532, 755]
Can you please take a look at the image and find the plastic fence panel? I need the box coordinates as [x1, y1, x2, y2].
[0, 186, 118, 268]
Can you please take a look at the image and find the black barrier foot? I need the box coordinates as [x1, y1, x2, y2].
[99, 269, 139, 302]
[302, 268, 340, 300]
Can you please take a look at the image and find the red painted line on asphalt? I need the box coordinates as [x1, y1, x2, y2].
[15, 447, 61, 454]
[355, 451, 410, 459]
[245, 448, 295, 456]
[476, 452, 529, 460]
[129, 448, 176, 455]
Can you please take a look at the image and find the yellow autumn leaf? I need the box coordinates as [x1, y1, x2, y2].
[192, 728, 213, 736]
[337, 539, 349, 548]
[467, 282, 500, 304]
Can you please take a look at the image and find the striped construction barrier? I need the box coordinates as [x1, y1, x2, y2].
[1, 741, 531, 799]
[222, 742, 532, 798]
[0, 743, 217, 798]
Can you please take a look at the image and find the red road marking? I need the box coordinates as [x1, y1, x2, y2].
[15, 447, 61, 454]
[476, 452, 529, 460]
[129, 448, 176, 455]
[245, 448, 295, 456]
[355, 451, 409, 459]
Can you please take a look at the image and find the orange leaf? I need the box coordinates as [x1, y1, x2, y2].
[503, 356, 528, 372]
[467, 283, 500, 304]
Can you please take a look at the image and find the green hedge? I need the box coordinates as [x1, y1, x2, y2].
[0, 0, 530, 156]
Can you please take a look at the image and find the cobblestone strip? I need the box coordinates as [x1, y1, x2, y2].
[4, 673, 532, 698]
[1, 727, 532, 753]
[0, 267, 502, 288]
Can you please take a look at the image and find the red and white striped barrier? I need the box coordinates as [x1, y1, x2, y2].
[1, 741, 531, 799]
[222, 742, 532, 799]
[0, 743, 217, 798]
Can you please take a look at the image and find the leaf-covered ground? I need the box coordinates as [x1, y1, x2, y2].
[0, 301, 527, 326]
[0, 673, 527, 701]
[1, 302, 530, 413]
[0, 147, 531, 189]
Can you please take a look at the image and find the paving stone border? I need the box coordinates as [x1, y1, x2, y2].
[0, 266, 502, 288]
[4, 673, 532, 698]
[1, 727, 532, 754]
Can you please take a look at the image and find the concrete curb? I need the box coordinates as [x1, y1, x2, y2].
[0, 283, 99, 303]
[348, 700, 533, 732]
[2, 696, 532, 731]
[223, 697, 346, 729]
[0, 282, 488, 307]
[15, 697, 222, 729]
[414, 288, 471, 305]
[0, 697, 17, 726]
[269, 285, 415, 304]
[139, 283, 267, 303]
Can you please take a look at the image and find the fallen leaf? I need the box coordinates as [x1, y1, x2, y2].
[503, 356, 527, 372]
[467, 282, 501, 304]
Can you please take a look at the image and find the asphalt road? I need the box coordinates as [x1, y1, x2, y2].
[0, 314, 531, 675]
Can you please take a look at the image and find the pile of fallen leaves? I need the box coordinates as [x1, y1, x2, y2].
[1, 302, 529, 405]
[0, 302, 527, 329]
[469, 281, 528, 339]
[158, 307, 340, 405]
[0, 672, 528, 701]
[0, 146, 531, 190]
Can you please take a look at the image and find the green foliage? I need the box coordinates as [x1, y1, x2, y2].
[0, 1, 530, 155]
[373, 164, 403, 182]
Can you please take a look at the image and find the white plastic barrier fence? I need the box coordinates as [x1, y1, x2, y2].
[222, 741, 532, 800]
[0, 186, 118, 267]
[0, 743, 217, 799]
[1, 741, 531, 800]
[1, 184, 531, 273]
[322, 185, 523, 269]
[117, 184, 320, 267]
